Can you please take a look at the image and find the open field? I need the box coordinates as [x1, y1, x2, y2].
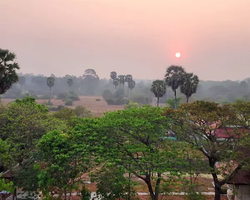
[1, 96, 124, 116]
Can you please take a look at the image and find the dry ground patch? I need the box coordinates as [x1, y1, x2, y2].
[1, 96, 124, 116]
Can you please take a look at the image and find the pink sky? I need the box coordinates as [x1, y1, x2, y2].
[1, 0, 250, 80]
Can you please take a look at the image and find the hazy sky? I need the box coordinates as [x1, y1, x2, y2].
[1, 0, 250, 80]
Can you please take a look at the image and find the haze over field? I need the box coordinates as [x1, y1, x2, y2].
[1, 0, 250, 80]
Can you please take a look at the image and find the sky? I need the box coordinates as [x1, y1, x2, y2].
[1, 0, 250, 81]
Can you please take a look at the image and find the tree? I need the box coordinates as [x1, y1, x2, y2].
[180, 73, 199, 103]
[46, 76, 55, 99]
[18, 76, 26, 92]
[0, 49, 20, 95]
[110, 71, 117, 81]
[125, 75, 133, 96]
[166, 97, 181, 109]
[118, 75, 126, 96]
[67, 77, 73, 87]
[165, 101, 250, 200]
[113, 78, 119, 90]
[36, 130, 90, 200]
[165, 65, 185, 109]
[128, 80, 136, 93]
[81, 69, 99, 95]
[73, 106, 184, 200]
[150, 80, 166, 107]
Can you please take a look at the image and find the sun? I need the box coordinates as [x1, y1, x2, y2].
[175, 52, 181, 58]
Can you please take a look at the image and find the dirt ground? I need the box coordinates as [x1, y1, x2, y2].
[1, 96, 124, 115]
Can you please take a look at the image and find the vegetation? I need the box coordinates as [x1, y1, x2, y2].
[0, 49, 20, 95]
[150, 80, 167, 107]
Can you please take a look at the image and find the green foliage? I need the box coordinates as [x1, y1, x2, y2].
[102, 90, 114, 104]
[0, 49, 20, 95]
[90, 165, 137, 200]
[151, 80, 167, 106]
[0, 175, 15, 192]
[180, 73, 199, 103]
[36, 130, 91, 198]
[72, 106, 184, 200]
[124, 101, 139, 109]
[15, 96, 49, 112]
[65, 99, 73, 106]
[129, 94, 150, 105]
[166, 98, 181, 109]
[57, 91, 79, 101]
[74, 106, 92, 118]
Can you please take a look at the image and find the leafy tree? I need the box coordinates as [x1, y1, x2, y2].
[0, 49, 20, 95]
[150, 80, 166, 107]
[46, 76, 55, 99]
[81, 69, 99, 95]
[180, 73, 199, 103]
[73, 106, 184, 200]
[18, 76, 26, 92]
[165, 101, 250, 200]
[165, 65, 186, 109]
[36, 130, 91, 200]
[0, 175, 15, 199]
[90, 164, 137, 200]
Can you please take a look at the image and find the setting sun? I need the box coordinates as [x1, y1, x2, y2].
[175, 52, 181, 58]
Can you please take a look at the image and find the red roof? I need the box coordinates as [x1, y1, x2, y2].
[212, 127, 248, 139]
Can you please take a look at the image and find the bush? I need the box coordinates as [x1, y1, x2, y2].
[37, 94, 51, 99]
[96, 99, 101, 101]
[130, 95, 150, 105]
[48, 106, 59, 111]
[124, 101, 139, 109]
[74, 106, 92, 118]
[68, 91, 80, 101]
[57, 93, 68, 100]
[65, 99, 73, 106]
[102, 90, 114, 105]
[57, 105, 65, 110]
[115, 98, 128, 105]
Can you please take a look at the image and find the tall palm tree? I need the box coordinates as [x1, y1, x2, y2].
[110, 71, 117, 80]
[150, 80, 166, 107]
[46, 77, 55, 100]
[118, 75, 126, 97]
[180, 73, 199, 103]
[125, 74, 133, 96]
[113, 78, 119, 90]
[128, 80, 136, 97]
[165, 65, 186, 109]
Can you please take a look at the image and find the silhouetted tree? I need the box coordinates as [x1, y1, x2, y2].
[125, 74, 133, 96]
[150, 80, 166, 107]
[46, 77, 55, 99]
[113, 78, 119, 90]
[67, 77, 73, 87]
[165, 65, 185, 109]
[81, 69, 99, 95]
[110, 71, 117, 81]
[118, 75, 125, 97]
[180, 73, 199, 103]
[0, 49, 20, 95]
[128, 80, 136, 96]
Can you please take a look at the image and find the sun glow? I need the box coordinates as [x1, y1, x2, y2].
[175, 52, 181, 58]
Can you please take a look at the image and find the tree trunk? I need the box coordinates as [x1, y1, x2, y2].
[145, 175, 157, 200]
[64, 190, 67, 200]
[157, 97, 159, 107]
[214, 186, 221, 200]
[186, 96, 189, 103]
[174, 90, 177, 109]
[154, 173, 161, 200]
[49, 87, 52, 101]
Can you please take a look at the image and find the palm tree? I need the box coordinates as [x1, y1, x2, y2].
[128, 80, 136, 95]
[110, 71, 117, 80]
[180, 73, 199, 103]
[150, 80, 166, 107]
[0, 49, 20, 95]
[165, 65, 186, 109]
[118, 75, 125, 97]
[113, 78, 119, 90]
[67, 77, 73, 87]
[46, 76, 55, 100]
[125, 74, 133, 96]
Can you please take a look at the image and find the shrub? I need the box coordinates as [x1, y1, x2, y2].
[68, 91, 80, 101]
[57, 105, 65, 110]
[124, 101, 139, 109]
[130, 95, 150, 105]
[57, 92, 68, 100]
[37, 94, 51, 99]
[96, 99, 101, 101]
[48, 106, 59, 111]
[102, 90, 114, 105]
[65, 99, 73, 106]
[74, 106, 92, 118]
